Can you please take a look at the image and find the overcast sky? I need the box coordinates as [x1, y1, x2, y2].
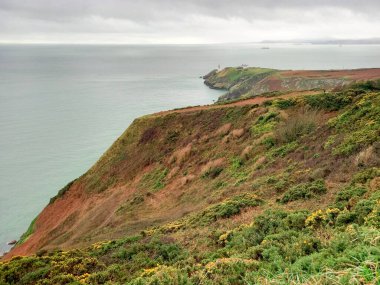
[0, 0, 379, 44]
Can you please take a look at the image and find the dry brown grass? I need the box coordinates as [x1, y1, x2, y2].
[231, 128, 245, 138]
[355, 144, 380, 167]
[200, 158, 226, 175]
[169, 143, 192, 165]
[214, 123, 232, 136]
[275, 107, 322, 143]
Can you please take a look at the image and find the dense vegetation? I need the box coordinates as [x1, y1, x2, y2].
[1, 82, 379, 284]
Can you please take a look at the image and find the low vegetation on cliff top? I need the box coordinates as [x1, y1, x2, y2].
[1, 82, 380, 284]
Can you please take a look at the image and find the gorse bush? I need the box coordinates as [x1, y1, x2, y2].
[329, 92, 380, 156]
[352, 167, 380, 184]
[304, 92, 353, 111]
[279, 179, 327, 203]
[273, 98, 296, 109]
[190, 194, 263, 226]
[335, 185, 367, 206]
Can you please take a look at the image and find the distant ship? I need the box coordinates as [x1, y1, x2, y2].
[261, 47, 270, 49]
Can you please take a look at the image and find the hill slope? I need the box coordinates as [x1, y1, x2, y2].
[1, 76, 380, 284]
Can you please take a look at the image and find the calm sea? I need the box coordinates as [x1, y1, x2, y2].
[1, 44, 380, 255]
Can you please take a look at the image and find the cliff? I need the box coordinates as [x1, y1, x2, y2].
[1, 72, 380, 284]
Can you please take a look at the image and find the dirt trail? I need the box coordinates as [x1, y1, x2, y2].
[155, 90, 321, 116]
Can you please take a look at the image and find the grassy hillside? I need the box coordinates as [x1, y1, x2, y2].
[1, 82, 380, 284]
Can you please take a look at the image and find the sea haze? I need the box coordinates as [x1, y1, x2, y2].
[1, 43, 380, 255]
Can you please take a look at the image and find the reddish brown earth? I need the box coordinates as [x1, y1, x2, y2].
[279, 68, 380, 80]
[156, 90, 320, 116]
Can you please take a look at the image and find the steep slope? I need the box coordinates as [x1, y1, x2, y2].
[1, 79, 380, 284]
[204, 67, 380, 101]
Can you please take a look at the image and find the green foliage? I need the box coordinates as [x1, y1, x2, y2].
[280, 179, 327, 203]
[2, 204, 380, 285]
[250, 111, 278, 137]
[273, 98, 296, 109]
[335, 191, 380, 226]
[268, 141, 299, 158]
[139, 167, 168, 191]
[228, 157, 248, 185]
[323, 134, 337, 149]
[335, 185, 367, 205]
[190, 194, 263, 226]
[352, 167, 380, 184]
[0, 251, 102, 285]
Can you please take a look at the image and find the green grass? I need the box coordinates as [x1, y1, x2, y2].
[139, 167, 169, 192]
[16, 217, 37, 245]
[329, 92, 380, 156]
[49, 179, 76, 204]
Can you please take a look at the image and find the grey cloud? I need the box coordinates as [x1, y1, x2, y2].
[0, 0, 379, 43]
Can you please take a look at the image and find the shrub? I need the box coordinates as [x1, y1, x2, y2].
[351, 167, 380, 184]
[365, 200, 380, 227]
[336, 209, 357, 226]
[275, 108, 320, 143]
[192, 194, 263, 226]
[335, 185, 367, 204]
[273, 98, 296, 109]
[280, 179, 327, 203]
[352, 199, 377, 224]
[304, 92, 353, 111]
[329, 92, 380, 156]
[284, 211, 309, 230]
[305, 208, 340, 228]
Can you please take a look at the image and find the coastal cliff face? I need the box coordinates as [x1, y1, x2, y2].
[1, 70, 380, 284]
[204, 67, 380, 101]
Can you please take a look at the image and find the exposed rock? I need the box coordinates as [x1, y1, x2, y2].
[7, 240, 17, 245]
